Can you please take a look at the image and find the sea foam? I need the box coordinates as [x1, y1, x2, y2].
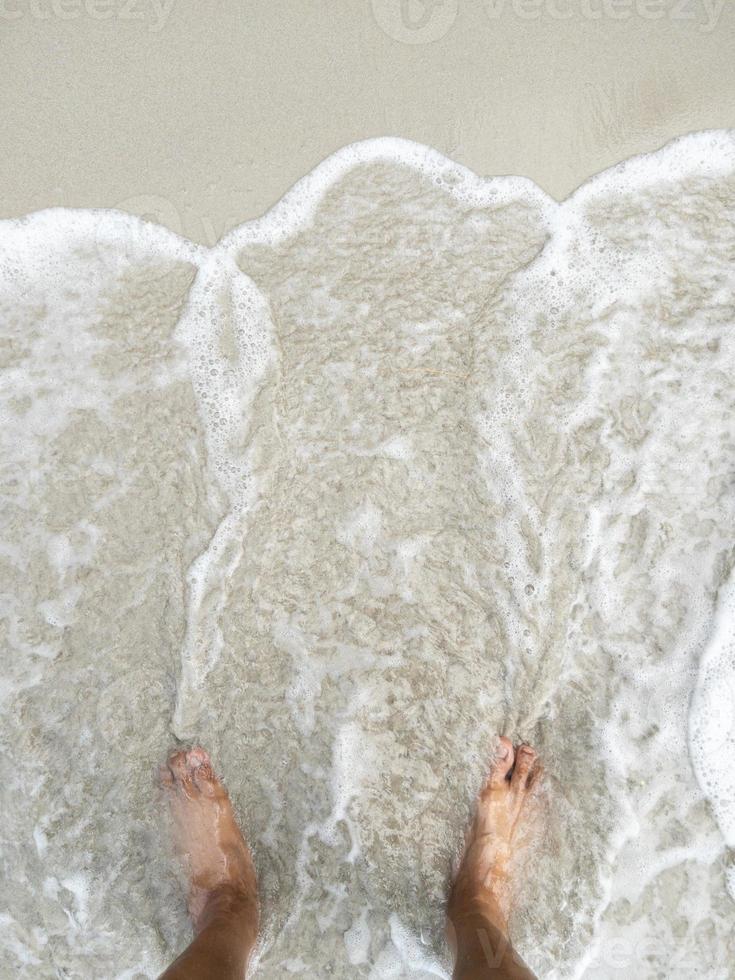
[1, 132, 734, 978]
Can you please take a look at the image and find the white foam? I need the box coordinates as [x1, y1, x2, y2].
[219, 136, 553, 253]
[170, 252, 275, 737]
[690, 568, 735, 893]
[344, 908, 371, 965]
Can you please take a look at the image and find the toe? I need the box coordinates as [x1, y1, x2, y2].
[167, 749, 198, 796]
[511, 744, 537, 790]
[487, 735, 515, 788]
[167, 749, 190, 779]
[186, 747, 211, 769]
[191, 761, 219, 797]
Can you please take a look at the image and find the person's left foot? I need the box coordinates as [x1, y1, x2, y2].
[161, 747, 259, 934]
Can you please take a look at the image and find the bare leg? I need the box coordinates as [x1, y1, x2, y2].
[447, 737, 541, 980]
[159, 747, 259, 980]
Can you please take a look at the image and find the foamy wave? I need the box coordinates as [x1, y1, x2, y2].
[1, 130, 734, 978]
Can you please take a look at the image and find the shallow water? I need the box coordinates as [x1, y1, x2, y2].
[1, 133, 735, 979]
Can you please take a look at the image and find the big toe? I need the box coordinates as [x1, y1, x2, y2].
[167, 749, 191, 781]
[487, 735, 515, 788]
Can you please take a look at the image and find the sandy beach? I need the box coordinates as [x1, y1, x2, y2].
[1, 0, 734, 241]
[2, 5, 735, 979]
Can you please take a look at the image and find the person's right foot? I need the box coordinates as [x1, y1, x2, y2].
[449, 737, 541, 932]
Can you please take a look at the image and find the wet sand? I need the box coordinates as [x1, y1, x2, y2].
[0, 0, 734, 241]
[2, 135, 735, 977]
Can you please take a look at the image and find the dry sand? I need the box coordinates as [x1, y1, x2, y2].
[0, 0, 734, 242]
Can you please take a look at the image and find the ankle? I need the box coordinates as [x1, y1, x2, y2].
[447, 888, 509, 937]
[194, 883, 259, 937]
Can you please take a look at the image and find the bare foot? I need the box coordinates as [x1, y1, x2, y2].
[449, 737, 541, 933]
[161, 747, 259, 937]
